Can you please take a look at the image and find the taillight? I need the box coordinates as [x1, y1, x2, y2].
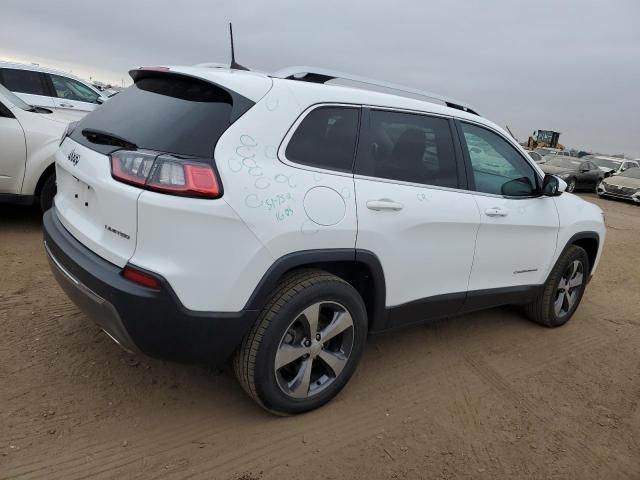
[110, 150, 222, 198]
[122, 265, 161, 289]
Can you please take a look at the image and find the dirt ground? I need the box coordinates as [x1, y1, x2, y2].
[1, 194, 639, 480]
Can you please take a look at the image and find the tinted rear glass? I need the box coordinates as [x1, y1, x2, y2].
[70, 75, 245, 158]
[0, 68, 48, 96]
[285, 106, 360, 172]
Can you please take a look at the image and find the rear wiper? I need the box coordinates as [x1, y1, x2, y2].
[81, 128, 137, 149]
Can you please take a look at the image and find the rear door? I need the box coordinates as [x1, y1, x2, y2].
[457, 121, 559, 294]
[0, 68, 55, 109]
[354, 108, 480, 327]
[46, 73, 101, 120]
[0, 99, 27, 193]
[580, 160, 602, 189]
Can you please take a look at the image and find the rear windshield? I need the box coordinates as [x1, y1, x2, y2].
[70, 74, 252, 158]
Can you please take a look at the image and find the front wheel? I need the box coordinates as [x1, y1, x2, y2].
[565, 177, 576, 193]
[234, 269, 368, 415]
[524, 245, 589, 327]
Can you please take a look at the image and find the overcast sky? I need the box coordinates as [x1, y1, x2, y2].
[1, 0, 638, 156]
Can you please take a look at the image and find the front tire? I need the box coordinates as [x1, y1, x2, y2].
[565, 177, 576, 193]
[39, 173, 56, 212]
[234, 269, 368, 415]
[525, 245, 589, 327]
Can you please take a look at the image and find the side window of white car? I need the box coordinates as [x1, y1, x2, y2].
[285, 106, 360, 172]
[0, 68, 48, 96]
[49, 74, 100, 104]
[461, 122, 538, 197]
[355, 110, 459, 188]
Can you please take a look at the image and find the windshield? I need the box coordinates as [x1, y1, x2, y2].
[591, 158, 621, 170]
[545, 157, 583, 169]
[620, 167, 640, 179]
[0, 83, 33, 111]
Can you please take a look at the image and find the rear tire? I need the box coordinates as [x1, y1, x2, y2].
[525, 245, 589, 327]
[234, 269, 367, 415]
[39, 173, 56, 212]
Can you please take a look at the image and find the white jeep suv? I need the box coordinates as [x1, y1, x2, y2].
[44, 65, 606, 414]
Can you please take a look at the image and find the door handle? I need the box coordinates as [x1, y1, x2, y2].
[485, 207, 508, 217]
[59, 103, 75, 108]
[366, 199, 404, 211]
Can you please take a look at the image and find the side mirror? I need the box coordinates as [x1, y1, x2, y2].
[542, 174, 564, 196]
[96, 97, 105, 105]
[501, 177, 535, 197]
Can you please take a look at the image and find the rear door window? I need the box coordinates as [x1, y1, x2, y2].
[285, 106, 360, 172]
[0, 68, 48, 96]
[70, 74, 252, 158]
[355, 109, 459, 188]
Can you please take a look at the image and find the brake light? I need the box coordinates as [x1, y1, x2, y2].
[122, 265, 161, 289]
[110, 151, 222, 198]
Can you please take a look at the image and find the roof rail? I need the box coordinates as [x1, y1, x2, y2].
[272, 66, 480, 116]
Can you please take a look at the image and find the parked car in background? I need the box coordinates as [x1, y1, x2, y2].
[0, 61, 111, 121]
[0, 84, 70, 211]
[525, 149, 544, 163]
[597, 167, 640, 203]
[534, 147, 561, 158]
[44, 64, 605, 414]
[540, 156, 604, 192]
[583, 155, 639, 177]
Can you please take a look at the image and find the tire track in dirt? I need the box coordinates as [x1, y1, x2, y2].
[462, 354, 633, 479]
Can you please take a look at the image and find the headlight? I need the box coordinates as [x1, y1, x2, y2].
[558, 173, 571, 179]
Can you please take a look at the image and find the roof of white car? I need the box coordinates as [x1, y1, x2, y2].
[163, 65, 505, 134]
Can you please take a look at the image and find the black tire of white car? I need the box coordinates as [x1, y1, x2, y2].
[233, 269, 368, 415]
[39, 174, 56, 212]
[525, 245, 589, 328]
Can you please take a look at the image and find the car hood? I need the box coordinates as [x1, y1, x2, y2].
[540, 165, 573, 175]
[604, 176, 640, 188]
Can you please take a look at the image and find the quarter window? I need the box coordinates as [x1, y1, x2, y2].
[356, 110, 459, 188]
[0, 68, 48, 96]
[50, 74, 100, 103]
[461, 122, 538, 196]
[285, 106, 360, 172]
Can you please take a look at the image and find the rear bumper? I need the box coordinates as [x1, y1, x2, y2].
[43, 208, 257, 366]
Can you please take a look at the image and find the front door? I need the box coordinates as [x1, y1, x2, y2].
[47, 73, 100, 120]
[457, 121, 559, 295]
[354, 109, 480, 327]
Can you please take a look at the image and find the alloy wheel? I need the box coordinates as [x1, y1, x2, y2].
[274, 301, 354, 399]
[554, 260, 584, 318]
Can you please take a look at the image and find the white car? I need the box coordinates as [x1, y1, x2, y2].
[585, 155, 639, 177]
[0, 84, 70, 210]
[0, 61, 110, 121]
[44, 65, 606, 414]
